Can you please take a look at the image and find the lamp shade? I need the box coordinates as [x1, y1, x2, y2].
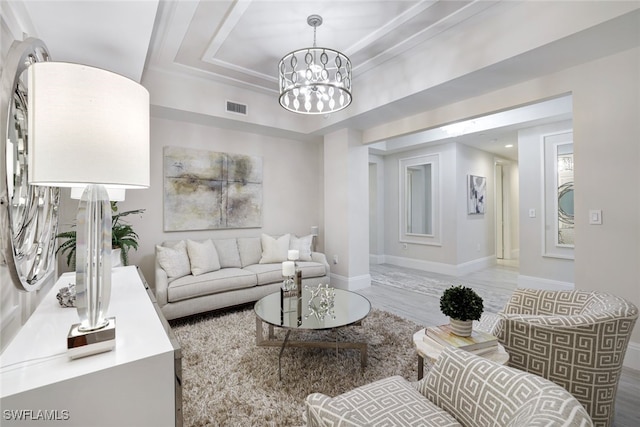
[28, 62, 149, 188]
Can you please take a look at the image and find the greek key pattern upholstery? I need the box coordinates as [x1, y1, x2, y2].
[305, 347, 592, 427]
[487, 288, 638, 427]
[305, 376, 461, 426]
[416, 347, 592, 427]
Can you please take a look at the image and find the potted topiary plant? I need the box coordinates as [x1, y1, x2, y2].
[439, 285, 484, 336]
[56, 201, 145, 269]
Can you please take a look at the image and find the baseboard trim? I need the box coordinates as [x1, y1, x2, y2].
[457, 256, 496, 276]
[624, 341, 640, 370]
[369, 254, 385, 265]
[330, 273, 371, 291]
[380, 255, 495, 276]
[517, 274, 574, 290]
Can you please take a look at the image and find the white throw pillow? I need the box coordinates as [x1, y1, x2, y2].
[290, 234, 313, 261]
[186, 239, 221, 276]
[156, 240, 191, 280]
[259, 234, 291, 264]
[237, 237, 262, 267]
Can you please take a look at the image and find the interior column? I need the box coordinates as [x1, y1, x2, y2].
[323, 128, 371, 290]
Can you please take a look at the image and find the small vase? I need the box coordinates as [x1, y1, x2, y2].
[449, 318, 473, 336]
[111, 248, 122, 267]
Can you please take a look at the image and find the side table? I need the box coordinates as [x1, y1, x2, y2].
[413, 328, 509, 379]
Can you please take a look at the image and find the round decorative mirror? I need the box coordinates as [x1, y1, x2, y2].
[558, 181, 574, 225]
[0, 37, 60, 292]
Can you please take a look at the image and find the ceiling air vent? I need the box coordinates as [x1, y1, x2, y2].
[226, 100, 248, 116]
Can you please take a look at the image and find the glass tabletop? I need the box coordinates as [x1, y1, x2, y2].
[254, 288, 371, 330]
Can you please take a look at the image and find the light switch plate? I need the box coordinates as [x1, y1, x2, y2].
[589, 209, 602, 225]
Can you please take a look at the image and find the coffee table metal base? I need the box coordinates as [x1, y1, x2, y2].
[255, 317, 367, 380]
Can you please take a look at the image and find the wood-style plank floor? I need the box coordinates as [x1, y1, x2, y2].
[358, 261, 640, 427]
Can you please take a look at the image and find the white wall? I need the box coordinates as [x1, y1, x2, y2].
[52, 117, 326, 289]
[518, 121, 574, 287]
[384, 143, 456, 266]
[324, 129, 370, 290]
[571, 47, 640, 365]
[456, 144, 496, 266]
[362, 46, 640, 366]
[368, 163, 378, 255]
[368, 155, 385, 263]
[375, 142, 498, 274]
[506, 161, 520, 259]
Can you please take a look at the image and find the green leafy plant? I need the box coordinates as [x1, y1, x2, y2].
[55, 202, 145, 269]
[439, 285, 484, 321]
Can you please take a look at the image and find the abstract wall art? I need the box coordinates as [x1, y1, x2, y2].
[163, 146, 263, 231]
[467, 175, 486, 214]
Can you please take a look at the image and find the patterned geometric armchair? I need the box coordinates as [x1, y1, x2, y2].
[485, 288, 638, 427]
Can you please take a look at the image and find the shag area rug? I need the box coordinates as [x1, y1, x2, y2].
[171, 307, 423, 427]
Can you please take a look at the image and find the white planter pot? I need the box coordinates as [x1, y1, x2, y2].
[449, 318, 473, 336]
[112, 248, 122, 267]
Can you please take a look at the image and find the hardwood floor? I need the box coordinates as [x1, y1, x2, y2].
[359, 262, 640, 427]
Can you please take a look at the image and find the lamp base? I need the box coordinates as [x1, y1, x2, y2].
[67, 317, 116, 359]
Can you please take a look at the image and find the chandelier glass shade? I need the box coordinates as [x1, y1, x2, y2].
[278, 15, 352, 114]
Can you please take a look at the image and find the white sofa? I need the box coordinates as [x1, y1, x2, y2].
[305, 347, 593, 426]
[154, 234, 330, 320]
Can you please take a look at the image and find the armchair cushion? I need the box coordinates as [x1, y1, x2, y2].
[306, 348, 591, 427]
[416, 347, 592, 427]
[305, 376, 460, 427]
[487, 288, 638, 427]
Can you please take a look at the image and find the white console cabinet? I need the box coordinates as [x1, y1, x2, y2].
[0, 266, 182, 426]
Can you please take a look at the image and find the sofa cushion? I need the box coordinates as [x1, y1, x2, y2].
[186, 239, 221, 276]
[167, 268, 257, 303]
[244, 261, 327, 286]
[213, 238, 242, 268]
[259, 233, 290, 263]
[243, 263, 283, 286]
[156, 241, 191, 281]
[297, 261, 327, 278]
[305, 376, 460, 426]
[238, 237, 262, 267]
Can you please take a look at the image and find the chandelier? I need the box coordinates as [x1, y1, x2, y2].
[278, 15, 352, 114]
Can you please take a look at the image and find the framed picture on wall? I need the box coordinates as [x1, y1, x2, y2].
[468, 175, 486, 214]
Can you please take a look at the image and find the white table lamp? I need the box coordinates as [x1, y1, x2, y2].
[70, 187, 126, 202]
[28, 62, 149, 358]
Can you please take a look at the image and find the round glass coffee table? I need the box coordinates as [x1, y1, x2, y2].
[255, 287, 371, 380]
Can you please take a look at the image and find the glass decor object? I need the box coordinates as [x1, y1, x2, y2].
[0, 37, 59, 292]
[556, 143, 574, 246]
[278, 15, 352, 114]
[305, 283, 336, 321]
[28, 61, 149, 357]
